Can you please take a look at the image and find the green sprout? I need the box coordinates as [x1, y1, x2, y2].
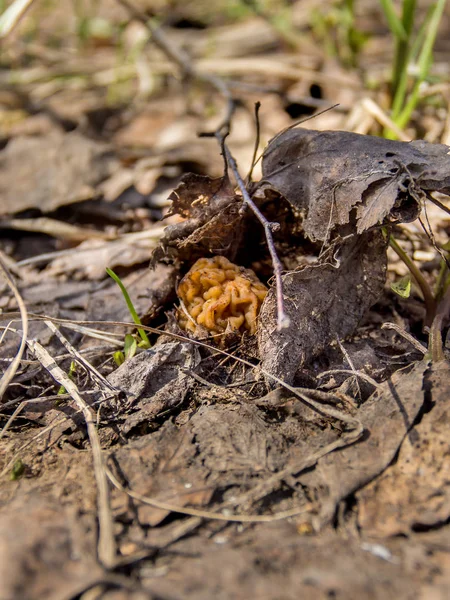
[106, 268, 151, 366]
[57, 360, 77, 396]
[380, 0, 446, 137]
[10, 458, 25, 481]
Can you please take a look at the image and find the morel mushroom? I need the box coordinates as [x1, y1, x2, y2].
[177, 256, 267, 338]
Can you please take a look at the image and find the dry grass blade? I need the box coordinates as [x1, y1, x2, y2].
[360, 98, 410, 142]
[382, 322, 428, 354]
[105, 466, 315, 523]
[44, 322, 123, 346]
[26, 337, 116, 569]
[0, 257, 28, 403]
[0, 0, 37, 38]
[0, 217, 113, 242]
[44, 320, 121, 394]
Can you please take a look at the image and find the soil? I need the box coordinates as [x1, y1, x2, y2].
[1, 2, 450, 599]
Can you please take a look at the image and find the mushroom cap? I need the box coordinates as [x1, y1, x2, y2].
[177, 256, 267, 339]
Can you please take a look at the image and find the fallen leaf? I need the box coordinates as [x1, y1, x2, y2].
[0, 131, 118, 216]
[298, 360, 430, 529]
[357, 362, 450, 537]
[151, 172, 243, 266]
[260, 128, 450, 242]
[107, 341, 200, 433]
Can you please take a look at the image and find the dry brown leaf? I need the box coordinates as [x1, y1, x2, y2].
[42, 227, 165, 279]
[261, 128, 450, 242]
[357, 361, 450, 537]
[0, 132, 118, 216]
[107, 341, 200, 434]
[152, 173, 244, 265]
[297, 360, 430, 529]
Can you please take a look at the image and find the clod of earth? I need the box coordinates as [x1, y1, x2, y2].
[177, 256, 267, 339]
[258, 231, 388, 384]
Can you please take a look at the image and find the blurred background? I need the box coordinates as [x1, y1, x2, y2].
[0, 0, 449, 266]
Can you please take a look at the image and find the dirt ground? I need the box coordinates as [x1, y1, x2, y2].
[1, 1, 450, 599]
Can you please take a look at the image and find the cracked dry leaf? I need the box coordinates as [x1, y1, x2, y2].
[298, 360, 430, 529]
[151, 172, 244, 265]
[0, 132, 117, 215]
[357, 362, 450, 537]
[107, 341, 200, 434]
[261, 128, 450, 242]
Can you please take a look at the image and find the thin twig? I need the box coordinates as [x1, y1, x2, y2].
[426, 192, 450, 217]
[0, 257, 28, 403]
[246, 101, 261, 184]
[222, 143, 290, 330]
[381, 322, 428, 354]
[419, 213, 450, 272]
[115, 0, 235, 134]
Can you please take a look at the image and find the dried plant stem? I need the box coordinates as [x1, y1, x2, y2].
[429, 285, 450, 362]
[246, 101, 261, 184]
[382, 322, 428, 354]
[0, 257, 28, 402]
[389, 234, 436, 323]
[0, 0, 37, 38]
[44, 320, 121, 394]
[223, 144, 290, 330]
[26, 338, 116, 568]
[105, 466, 314, 523]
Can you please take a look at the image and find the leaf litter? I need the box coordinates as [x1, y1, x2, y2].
[2, 118, 450, 599]
[1, 4, 450, 597]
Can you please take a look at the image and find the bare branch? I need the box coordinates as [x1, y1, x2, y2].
[222, 142, 290, 330]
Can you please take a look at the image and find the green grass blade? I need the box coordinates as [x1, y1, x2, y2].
[391, 0, 417, 116]
[395, 0, 446, 129]
[380, 0, 407, 41]
[106, 268, 151, 347]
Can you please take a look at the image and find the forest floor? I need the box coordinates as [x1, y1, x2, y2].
[1, 1, 450, 599]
